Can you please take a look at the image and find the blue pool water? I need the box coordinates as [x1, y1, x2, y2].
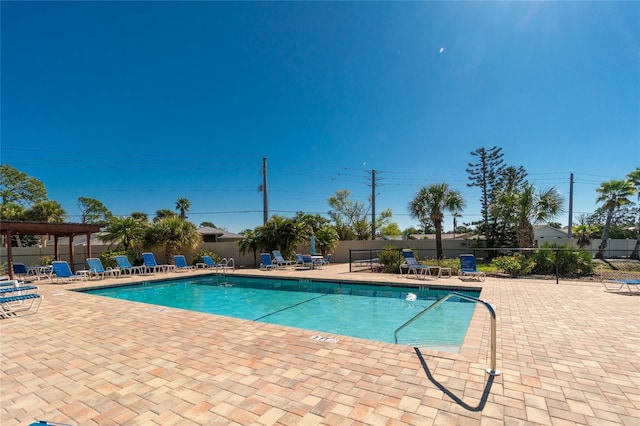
[82, 276, 480, 351]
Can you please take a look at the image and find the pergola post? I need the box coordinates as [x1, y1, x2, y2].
[86, 232, 92, 258]
[69, 235, 75, 273]
[6, 230, 14, 280]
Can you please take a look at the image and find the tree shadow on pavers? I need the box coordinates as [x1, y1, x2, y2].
[414, 348, 494, 412]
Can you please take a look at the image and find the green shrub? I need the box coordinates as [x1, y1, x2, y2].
[191, 249, 220, 266]
[39, 255, 54, 266]
[378, 246, 403, 274]
[491, 253, 535, 276]
[421, 257, 460, 274]
[99, 250, 131, 269]
[530, 244, 594, 276]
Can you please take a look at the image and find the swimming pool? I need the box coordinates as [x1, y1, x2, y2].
[82, 275, 480, 351]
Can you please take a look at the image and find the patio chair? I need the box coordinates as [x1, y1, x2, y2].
[458, 254, 486, 281]
[114, 255, 146, 275]
[51, 261, 88, 283]
[0, 284, 43, 319]
[401, 250, 436, 278]
[142, 252, 175, 273]
[174, 255, 196, 272]
[12, 263, 29, 280]
[294, 254, 310, 270]
[302, 255, 317, 269]
[197, 255, 222, 269]
[260, 253, 277, 270]
[0, 280, 22, 288]
[86, 258, 120, 280]
[272, 250, 296, 267]
[320, 254, 332, 265]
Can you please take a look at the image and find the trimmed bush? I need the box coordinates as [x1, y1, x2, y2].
[378, 246, 403, 274]
[491, 253, 535, 276]
[191, 249, 220, 266]
[530, 244, 594, 276]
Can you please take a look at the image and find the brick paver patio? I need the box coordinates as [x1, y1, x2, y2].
[1, 264, 638, 425]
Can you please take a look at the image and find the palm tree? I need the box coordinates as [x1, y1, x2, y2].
[408, 183, 465, 259]
[145, 216, 201, 263]
[314, 225, 339, 256]
[515, 185, 564, 248]
[130, 211, 149, 222]
[595, 179, 635, 259]
[25, 200, 66, 222]
[175, 198, 191, 220]
[627, 168, 640, 259]
[238, 228, 260, 266]
[572, 223, 597, 249]
[260, 215, 311, 258]
[154, 209, 177, 222]
[100, 216, 147, 256]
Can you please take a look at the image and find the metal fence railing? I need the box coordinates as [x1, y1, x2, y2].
[348, 246, 640, 284]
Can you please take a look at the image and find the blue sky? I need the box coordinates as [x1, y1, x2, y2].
[2, 2, 638, 233]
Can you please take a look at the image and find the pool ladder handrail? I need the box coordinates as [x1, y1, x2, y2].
[394, 292, 500, 376]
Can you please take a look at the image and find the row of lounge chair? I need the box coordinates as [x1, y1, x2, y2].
[400, 250, 486, 281]
[261, 251, 331, 270]
[0, 280, 43, 319]
[11, 253, 233, 283]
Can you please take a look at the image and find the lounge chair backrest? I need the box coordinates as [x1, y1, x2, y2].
[51, 261, 73, 278]
[302, 255, 313, 264]
[401, 250, 416, 260]
[261, 253, 274, 266]
[86, 258, 106, 273]
[296, 254, 303, 263]
[142, 253, 158, 267]
[201, 255, 216, 266]
[272, 250, 285, 262]
[459, 254, 478, 272]
[115, 255, 133, 268]
[13, 263, 28, 274]
[174, 255, 188, 268]
[325, 254, 331, 263]
[405, 256, 420, 267]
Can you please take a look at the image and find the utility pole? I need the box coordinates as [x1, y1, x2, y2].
[371, 169, 376, 240]
[567, 172, 573, 239]
[263, 157, 268, 225]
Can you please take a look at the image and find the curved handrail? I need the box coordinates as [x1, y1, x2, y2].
[394, 292, 500, 376]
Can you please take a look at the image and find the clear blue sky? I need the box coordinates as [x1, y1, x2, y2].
[2, 2, 638, 233]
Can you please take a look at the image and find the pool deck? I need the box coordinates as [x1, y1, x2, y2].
[2, 264, 639, 425]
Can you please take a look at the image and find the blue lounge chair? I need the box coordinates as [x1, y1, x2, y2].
[174, 255, 195, 271]
[401, 250, 436, 278]
[272, 250, 295, 267]
[12, 263, 29, 280]
[0, 284, 42, 319]
[260, 253, 277, 270]
[51, 261, 88, 283]
[114, 255, 146, 275]
[602, 279, 640, 293]
[200, 255, 217, 268]
[198, 255, 230, 271]
[142, 252, 174, 273]
[319, 254, 332, 266]
[294, 254, 310, 270]
[86, 258, 120, 280]
[458, 254, 486, 281]
[302, 255, 316, 269]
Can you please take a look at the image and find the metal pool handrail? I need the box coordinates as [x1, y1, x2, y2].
[394, 292, 500, 376]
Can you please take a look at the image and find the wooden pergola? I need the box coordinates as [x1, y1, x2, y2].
[1, 221, 103, 280]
